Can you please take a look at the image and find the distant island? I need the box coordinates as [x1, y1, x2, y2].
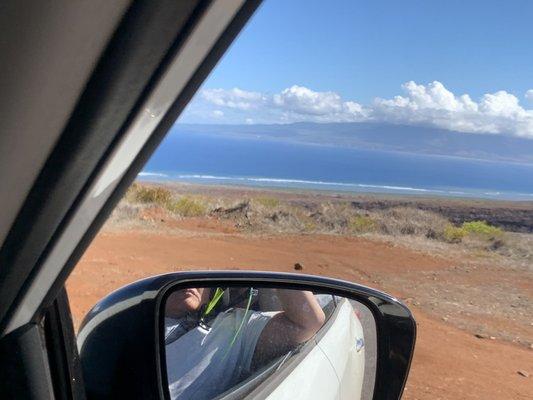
[174, 122, 533, 164]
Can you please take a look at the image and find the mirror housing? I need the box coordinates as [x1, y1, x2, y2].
[78, 271, 416, 400]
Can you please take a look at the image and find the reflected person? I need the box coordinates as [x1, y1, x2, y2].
[164, 287, 325, 400]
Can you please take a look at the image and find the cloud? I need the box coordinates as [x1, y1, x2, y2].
[185, 86, 368, 124]
[272, 85, 368, 121]
[374, 81, 533, 137]
[201, 88, 265, 110]
[181, 82, 533, 138]
[375, 81, 478, 113]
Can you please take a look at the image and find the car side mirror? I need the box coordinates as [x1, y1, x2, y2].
[77, 271, 415, 400]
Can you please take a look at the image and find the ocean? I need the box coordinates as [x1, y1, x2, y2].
[140, 132, 533, 201]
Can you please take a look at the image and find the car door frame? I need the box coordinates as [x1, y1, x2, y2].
[0, 1, 262, 398]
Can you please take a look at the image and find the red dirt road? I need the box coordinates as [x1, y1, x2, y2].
[67, 229, 533, 399]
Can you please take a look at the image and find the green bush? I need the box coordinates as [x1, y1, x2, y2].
[170, 197, 207, 217]
[461, 221, 503, 238]
[255, 197, 280, 208]
[349, 215, 377, 234]
[443, 221, 503, 243]
[443, 224, 467, 243]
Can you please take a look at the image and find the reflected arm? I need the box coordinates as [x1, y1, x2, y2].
[251, 290, 325, 369]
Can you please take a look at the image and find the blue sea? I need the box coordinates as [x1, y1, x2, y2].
[140, 132, 533, 201]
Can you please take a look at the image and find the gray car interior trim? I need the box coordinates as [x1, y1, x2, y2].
[3, 0, 246, 335]
[0, 0, 130, 248]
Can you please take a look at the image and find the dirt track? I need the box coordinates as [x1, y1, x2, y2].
[67, 225, 533, 400]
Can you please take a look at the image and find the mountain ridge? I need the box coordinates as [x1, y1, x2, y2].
[173, 122, 533, 163]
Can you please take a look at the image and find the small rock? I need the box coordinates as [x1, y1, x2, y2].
[517, 370, 529, 378]
[294, 263, 303, 271]
[490, 336, 496, 340]
[475, 333, 488, 339]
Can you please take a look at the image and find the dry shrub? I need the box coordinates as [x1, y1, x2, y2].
[490, 232, 533, 264]
[311, 202, 353, 232]
[265, 210, 306, 232]
[349, 215, 377, 234]
[108, 201, 141, 223]
[372, 207, 448, 237]
[443, 224, 467, 243]
[120, 185, 523, 256]
[127, 183, 173, 206]
[254, 197, 280, 208]
[292, 207, 319, 233]
[126, 184, 208, 217]
[247, 204, 313, 233]
[251, 203, 450, 237]
[303, 219, 318, 232]
[169, 196, 207, 217]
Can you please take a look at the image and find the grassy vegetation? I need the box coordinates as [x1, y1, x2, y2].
[110, 183, 533, 268]
[254, 196, 280, 208]
[461, 221, 503, 238]
[303, 220, 317, 232]
[443, 221, 503, 243]
[371, 207, 448, 237]
[127, 183, 173, 206]
[126, 184, 207, 217]
[349, 215, 377, 234]
[119, 184, 532, 263]
[443, 224, 467, 243]
[169, 197, 207, 217]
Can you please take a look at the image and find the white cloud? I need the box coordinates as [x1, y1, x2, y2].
[190, 85, 368, 124]
[375, 81, 478, 112]
[272, 85, 368, 121]
[273, 86, 342, 115]
[374, 81, 533, 137]
[201, 88, 265, 110]
[181, 82, 533, 138]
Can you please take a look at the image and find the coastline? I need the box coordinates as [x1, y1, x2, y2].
[139, 173, 533, 201]
[138, 179, 533, 232]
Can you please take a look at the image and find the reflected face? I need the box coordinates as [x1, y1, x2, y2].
[166, 288, 211, 317]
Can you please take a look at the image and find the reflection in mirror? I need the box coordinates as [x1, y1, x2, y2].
[162, 285, 376, 400]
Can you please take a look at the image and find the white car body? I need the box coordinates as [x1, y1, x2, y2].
[265, 298, 365, 400]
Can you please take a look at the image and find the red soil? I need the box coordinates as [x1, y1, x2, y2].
[67, 227, 533, 399]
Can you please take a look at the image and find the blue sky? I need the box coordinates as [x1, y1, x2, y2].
[180, 0, 533, 138]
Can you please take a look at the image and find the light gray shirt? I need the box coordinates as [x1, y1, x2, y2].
[165, 309, 275, 400]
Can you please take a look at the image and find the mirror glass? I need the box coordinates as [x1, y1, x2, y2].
[162, 285, 376, 400]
